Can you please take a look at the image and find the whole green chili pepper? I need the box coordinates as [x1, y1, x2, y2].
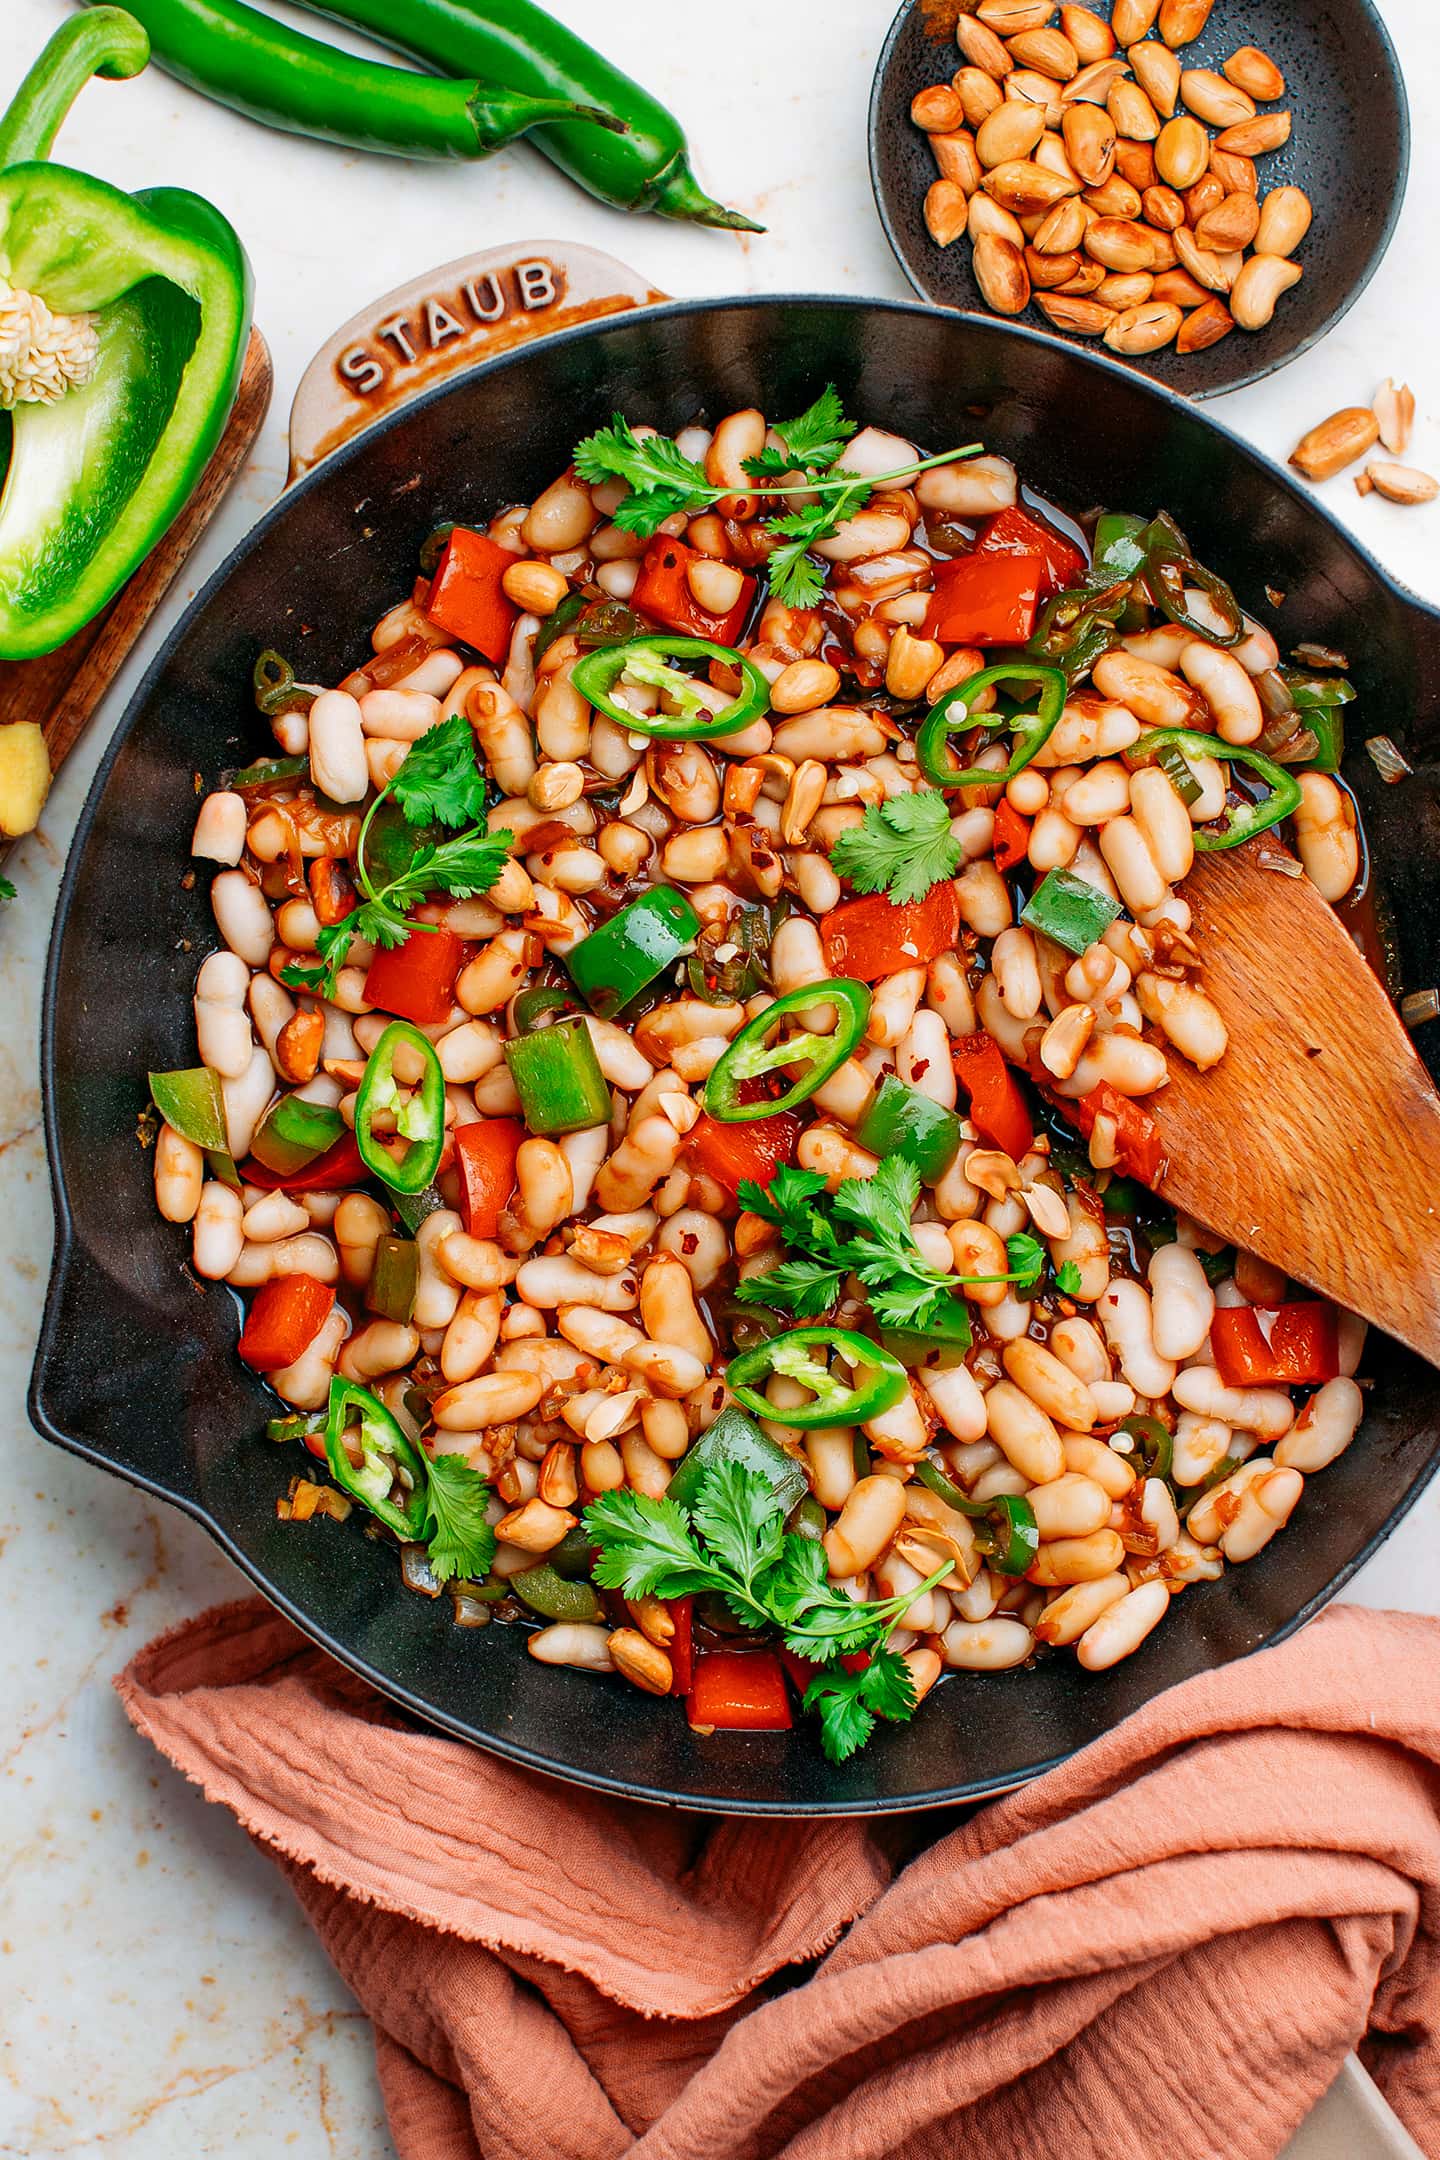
[1129, 728, 1303, 850]
[0, 13, 252, 658]
[571, 636, 770, 741]
[292, 0, 763, 228]
[915, 662, 1068, 791]
[726, 1329, 908, 1430]
[355, 1020, 447, 1193]
[704, 981, 871, 1123]
[102, 0, 626, 159]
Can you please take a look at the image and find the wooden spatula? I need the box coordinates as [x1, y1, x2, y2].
[1146, 844, 1440, 1366]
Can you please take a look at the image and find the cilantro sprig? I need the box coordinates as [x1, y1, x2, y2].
[571, 389, 982, 610]
[0, 874, 15, 902]
[829, 790, 964, 906]
[282, 714, 512, 999]
[422, 1452, 498, 1584]
[584, 1459, 947, 1761]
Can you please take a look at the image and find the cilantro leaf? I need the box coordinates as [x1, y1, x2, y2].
[572, 413, 715, 536]
[803, 1651, 918, 1764]
[419, 828, 513, 899]
[763, 476, 871, 609]
[388, 714, 487, 828]
[743, 385, 857, 481]
[1055, 1260, 1084, 1296]
[690, 1460, 787, 1616]
[1005, 1233, 1046, 1291]
[583, 1488, 725, 1602]
[831, 1154, 922, 1249]
[829, 791, 964, 908]
[737, 1164, 832, 1232]
[282, 916, 357, 999]
[423, 1453, 497, 1584]
[0, 874, 14, 902]
[734, 1255, 846, 1320]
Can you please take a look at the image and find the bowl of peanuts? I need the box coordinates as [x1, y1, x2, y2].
[32, 296, 1440, 1812]
[869, 0, 1409, 394]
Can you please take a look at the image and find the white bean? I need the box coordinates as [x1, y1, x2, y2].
[221, 1044, 275, 1161]
[941, 1616, 1032, 1669]
[307, 688, 369, 801]
[193, 950, 253, 1079]
[1076, 1580, 1169, 1668]
[896, 1009, 958, 1112]
[1275, 1377, 1363, 1471]
[527, 1623, 613, 1671]
[1294, 773, 1360, 902]
[1097, 1278, 1176, 1399]
[191, 791, 246, 864]
[211, 871, 274, 967]
[192, 1181, 244, 1278]
[1147, 1242, 1215, 1360]
[1172, 1364, 1295, 1439]
[1179, 642, 1261, 745]
[154, 1125, 204, 1224]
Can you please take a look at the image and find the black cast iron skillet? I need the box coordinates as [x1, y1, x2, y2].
[869, 0, 1409, 397]
[30, 297, 1440, 1816]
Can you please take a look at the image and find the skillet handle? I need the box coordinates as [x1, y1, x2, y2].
[286, 240, 667, 483]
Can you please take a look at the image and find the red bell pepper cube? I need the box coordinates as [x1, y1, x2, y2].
[632, 535, 756, 645]
[686, 1650, 793, 1733]
[453, 1117, 524, 1237]
[923, 553, 1046, 646]
[666, 1597, 695, 1697]
[953, 1032, 1034, 1161]
[1064, 1080, 1167, 1187]
[973, 503, 1086, 599]
[687, 1109, 802, 1199]
[363, 924, 463, 1027]
[820, 882, 961, 984]
[991, 798, 1032, 872]
[243, 1131, 369, 1192]
[423, 526, 518, 665]
[237, 1274, 335, 1372]
[1211, 1304, 1340, 1390]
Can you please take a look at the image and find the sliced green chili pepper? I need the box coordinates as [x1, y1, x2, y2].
[249, 1093, 346, 1176]
[366, 1234, 419, 1323]
[1026, 579, 1128, 682]
[666, 1406, 809, 1516]
[1137, 512, 1243, 646]
[0, 14, 253, 660]
[504, 1013, 612, 1134]
[149, 1065, 227, 1151]
[1282, 668, 1356, 710]
[252, 649, 315, 719]
[266, 1408, 326, 1444]
[1117, 1412, 1172, 1482]
[913, 1455, 1038, 1575]
[566, 886, 701, 1019]
[1021, 867, 1121, 956]
[1156, 739, 1203, 805]
[856, 1075, 962, 1181]
[703, 980, 871, 1123]
[228, 751, 310, 790]
[355, 1019, 446, 1192]
[532, 587, 586, 664]
[1090, 511, 1148, 582]
[1130, 728, 1303, 850]
[323, 1376, 428, 1539]
[570, 635, 770, 740]
[510, 1563, 602, 1623]
[391, 1183, 444, 1234]
[915, 662, 1067, 791]
[513, 982, 584, 1031]
[725, 1328, 907, 1430]
[688, 905, 772, 1004]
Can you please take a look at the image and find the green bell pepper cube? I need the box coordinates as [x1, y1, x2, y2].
[149, 1064, 227, 1150]
[1021, 867, 1122, 956]
[725, 1328, 908, 1431]
[856, 1074, 962, 1181]
[0, 15, 253, 658]
[510, 1564, 602, 1623]
[1089, 511, 1148, 581]
[365, 1234, 419, 1324]
[566, 885, 701, 1019]
[504, 1013, 612, 1134]
[323, 1376, 429, 1540]
[703, 980, 871, 1123]
[665, 1405, 810, 1517]
[915, 662, 1068, 792]
[249, 1093, 346, 1177]
[570, 635, 770, 740]
[355, 1020, 447, 1193]
[880, 1298, 974, 1370]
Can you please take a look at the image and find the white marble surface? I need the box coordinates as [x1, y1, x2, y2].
[2, 0, 1439, 2150]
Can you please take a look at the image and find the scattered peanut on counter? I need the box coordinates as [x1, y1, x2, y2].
[1288, 381, 1433, 507]
[912, 0, 1310, 356]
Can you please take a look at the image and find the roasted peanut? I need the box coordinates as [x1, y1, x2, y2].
[1290, 408, 1381, 482]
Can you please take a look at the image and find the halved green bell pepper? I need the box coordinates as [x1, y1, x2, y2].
[0, 13, 253, 658]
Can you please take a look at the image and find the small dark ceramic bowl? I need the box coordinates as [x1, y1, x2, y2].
[869, 0, 1409, 396]
[30, 299, 1440, 1816]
